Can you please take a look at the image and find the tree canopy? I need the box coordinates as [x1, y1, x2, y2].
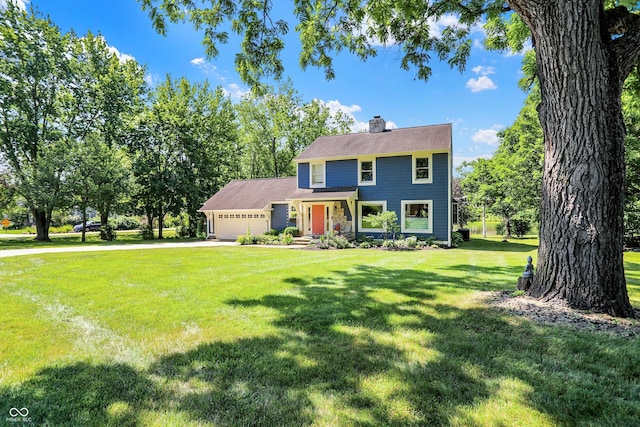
[0, 2, 146, 240]
[237, 81, 353, 179]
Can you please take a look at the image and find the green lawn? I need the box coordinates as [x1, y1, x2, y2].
[0, 229, 193, 250]
[1, 239, 639, 426]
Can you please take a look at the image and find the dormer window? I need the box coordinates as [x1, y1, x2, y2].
[310, 162, 325, 188]
[412, 154, 432, 184]
[358, 158, 376, 185]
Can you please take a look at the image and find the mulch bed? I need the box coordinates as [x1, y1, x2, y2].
[484, 290, 640, 339]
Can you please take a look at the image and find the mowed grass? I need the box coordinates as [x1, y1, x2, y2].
[0, 228, 190, 250]
[1, 239, 639, 426]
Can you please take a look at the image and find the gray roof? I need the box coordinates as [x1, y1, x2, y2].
[199, 177, 297, 211]
[296, 123, 452, 161]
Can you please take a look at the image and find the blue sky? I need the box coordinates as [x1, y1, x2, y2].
[17, 0, 529, 169]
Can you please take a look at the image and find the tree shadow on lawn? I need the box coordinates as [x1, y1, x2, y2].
[2, 266, 638, 425]
[459, 238, 538, 253]
[0, 363, 160, 426]
[155, 266, 639, 425]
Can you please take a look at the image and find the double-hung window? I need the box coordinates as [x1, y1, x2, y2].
[358, 158, 376, 185]
[310, 162, 325, 188]
[412, 154, 432, 184]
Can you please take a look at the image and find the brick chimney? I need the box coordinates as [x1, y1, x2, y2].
[369, 116, 386, 133]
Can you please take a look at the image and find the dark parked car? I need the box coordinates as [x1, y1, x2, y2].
[73, 221, 101, 232]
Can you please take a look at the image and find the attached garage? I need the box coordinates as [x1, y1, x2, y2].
[212, 210, 269, 240]
[199, 177, 298, 240]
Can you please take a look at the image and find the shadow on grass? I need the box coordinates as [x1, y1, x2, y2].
[459, 238, 538, 252]
[0, 363, 159, 426]
[2, 265, 639, 425]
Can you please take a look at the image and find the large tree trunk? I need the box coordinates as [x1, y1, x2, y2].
[33, 208, 52, 242]
[511, 1, 634, 317]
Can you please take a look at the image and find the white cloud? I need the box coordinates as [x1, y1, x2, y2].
[471, 127, 502, 145]
[385, 120, 398, 130]
[471, 65, 495, 76]
[223, 83, 249, 100]
[363, 13, 485, 48]
[466, 65, 498, 92]
[144, 73, 161, 87]
[429, 14, 461, 38]
[323, 99, 362, 116]
[78, 35, 136, 64]
[189, 57, 249, 101]
[190, 57, 218, 75]
[466, 76, 497, 92]
[505, 40, 534, 57]
[107, 45, 135, 63]
[0, 0, 28, 10]
[316, 99, 367, 132]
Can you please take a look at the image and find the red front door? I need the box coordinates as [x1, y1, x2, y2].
[312, 205, 325, 235]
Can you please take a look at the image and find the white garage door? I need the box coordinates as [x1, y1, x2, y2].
[215, 211, 269, 240]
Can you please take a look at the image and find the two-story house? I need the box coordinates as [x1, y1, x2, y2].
[199, 117, 453, 245]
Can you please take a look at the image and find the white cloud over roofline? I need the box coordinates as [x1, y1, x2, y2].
[471, 126, 502, 145]
[316, 99, 367, 133]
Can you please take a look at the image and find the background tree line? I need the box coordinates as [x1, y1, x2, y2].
[0, 2, 352, 241]
[459, 66, 640, 244]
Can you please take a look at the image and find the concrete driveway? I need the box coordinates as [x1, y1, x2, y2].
[0, 240, 239, 258]
[0, 239, 308, 258]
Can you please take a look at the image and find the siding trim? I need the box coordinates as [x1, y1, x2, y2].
[294, 149, 450, 164]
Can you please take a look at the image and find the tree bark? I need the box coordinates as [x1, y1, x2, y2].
[100, 207, 110, 228]
[81, 208, 87, 243]
[33, 208, 51, 242]
[158, 210, 164, 239]
[510, 0, 635, 317]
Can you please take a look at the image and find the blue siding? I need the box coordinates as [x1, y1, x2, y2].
[326, 159, 357, 187]
[357, 153, 450, 241]
[431, 153, 451, 240]
[298, 163, 309, 188]
[297, 153, 450, 242]
[272, 203, 289, 231]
